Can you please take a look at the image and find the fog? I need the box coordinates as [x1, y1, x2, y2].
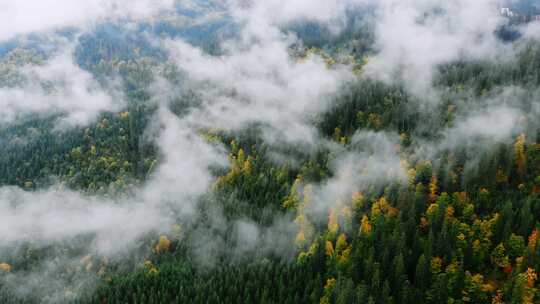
[0, 0, 538, 302]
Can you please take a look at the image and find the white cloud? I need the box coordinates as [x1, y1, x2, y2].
[522, 21, 540, 40]
[165, 40, 352, 145]
[308, 131, 405, 216]
[364, 0, 509, 97]
[0, 104, 226, 256]
[0, 49, 122, 126]
[0, 0, 175, 42]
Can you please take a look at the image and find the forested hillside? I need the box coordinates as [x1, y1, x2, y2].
[0, 1, 539, 303]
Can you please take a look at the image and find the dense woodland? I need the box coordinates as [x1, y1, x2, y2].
[0, 5, 540, 304]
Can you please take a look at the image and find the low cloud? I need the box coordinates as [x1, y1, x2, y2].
[166, 38, 353, 145]
[364, 0, 510, 98]
[308, 131, 405, 216]
[0, 0, 175, 42]
[522, 21, 540, 40]
[0, 48, 122, 127]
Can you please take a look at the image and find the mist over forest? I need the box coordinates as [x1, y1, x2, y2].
[0, 0, 540, 303]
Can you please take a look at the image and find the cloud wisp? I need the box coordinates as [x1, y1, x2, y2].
[364, 0, 510, 98]
[0, 48, 123, 127]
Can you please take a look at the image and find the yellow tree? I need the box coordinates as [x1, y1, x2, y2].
[372, 196, 390, 217]
[0, 263, 11, 272]
[429, 175, 438, 203]
[336, 234, 348, 252]
[525, 267, 537, 287]
[514, 134, 526, 177]
[328, 208, 339, 235]
[491, 290, 504, 304]
[325, 241, 335, 257]
[320, 278, 336, 304]
[155, 235, 171, 254]
[528, 229, 538, 252]
[360, 215, 372, 235]
[490, 243, 509, 268]
[520, 268, 538, 304]
[282, 177, 302, 210]
[352, 192, 364, 209]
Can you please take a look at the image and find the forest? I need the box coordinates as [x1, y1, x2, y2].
[0, 1, 540, 303]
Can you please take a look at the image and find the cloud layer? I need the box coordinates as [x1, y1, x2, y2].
[0, 0, 175, 42]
